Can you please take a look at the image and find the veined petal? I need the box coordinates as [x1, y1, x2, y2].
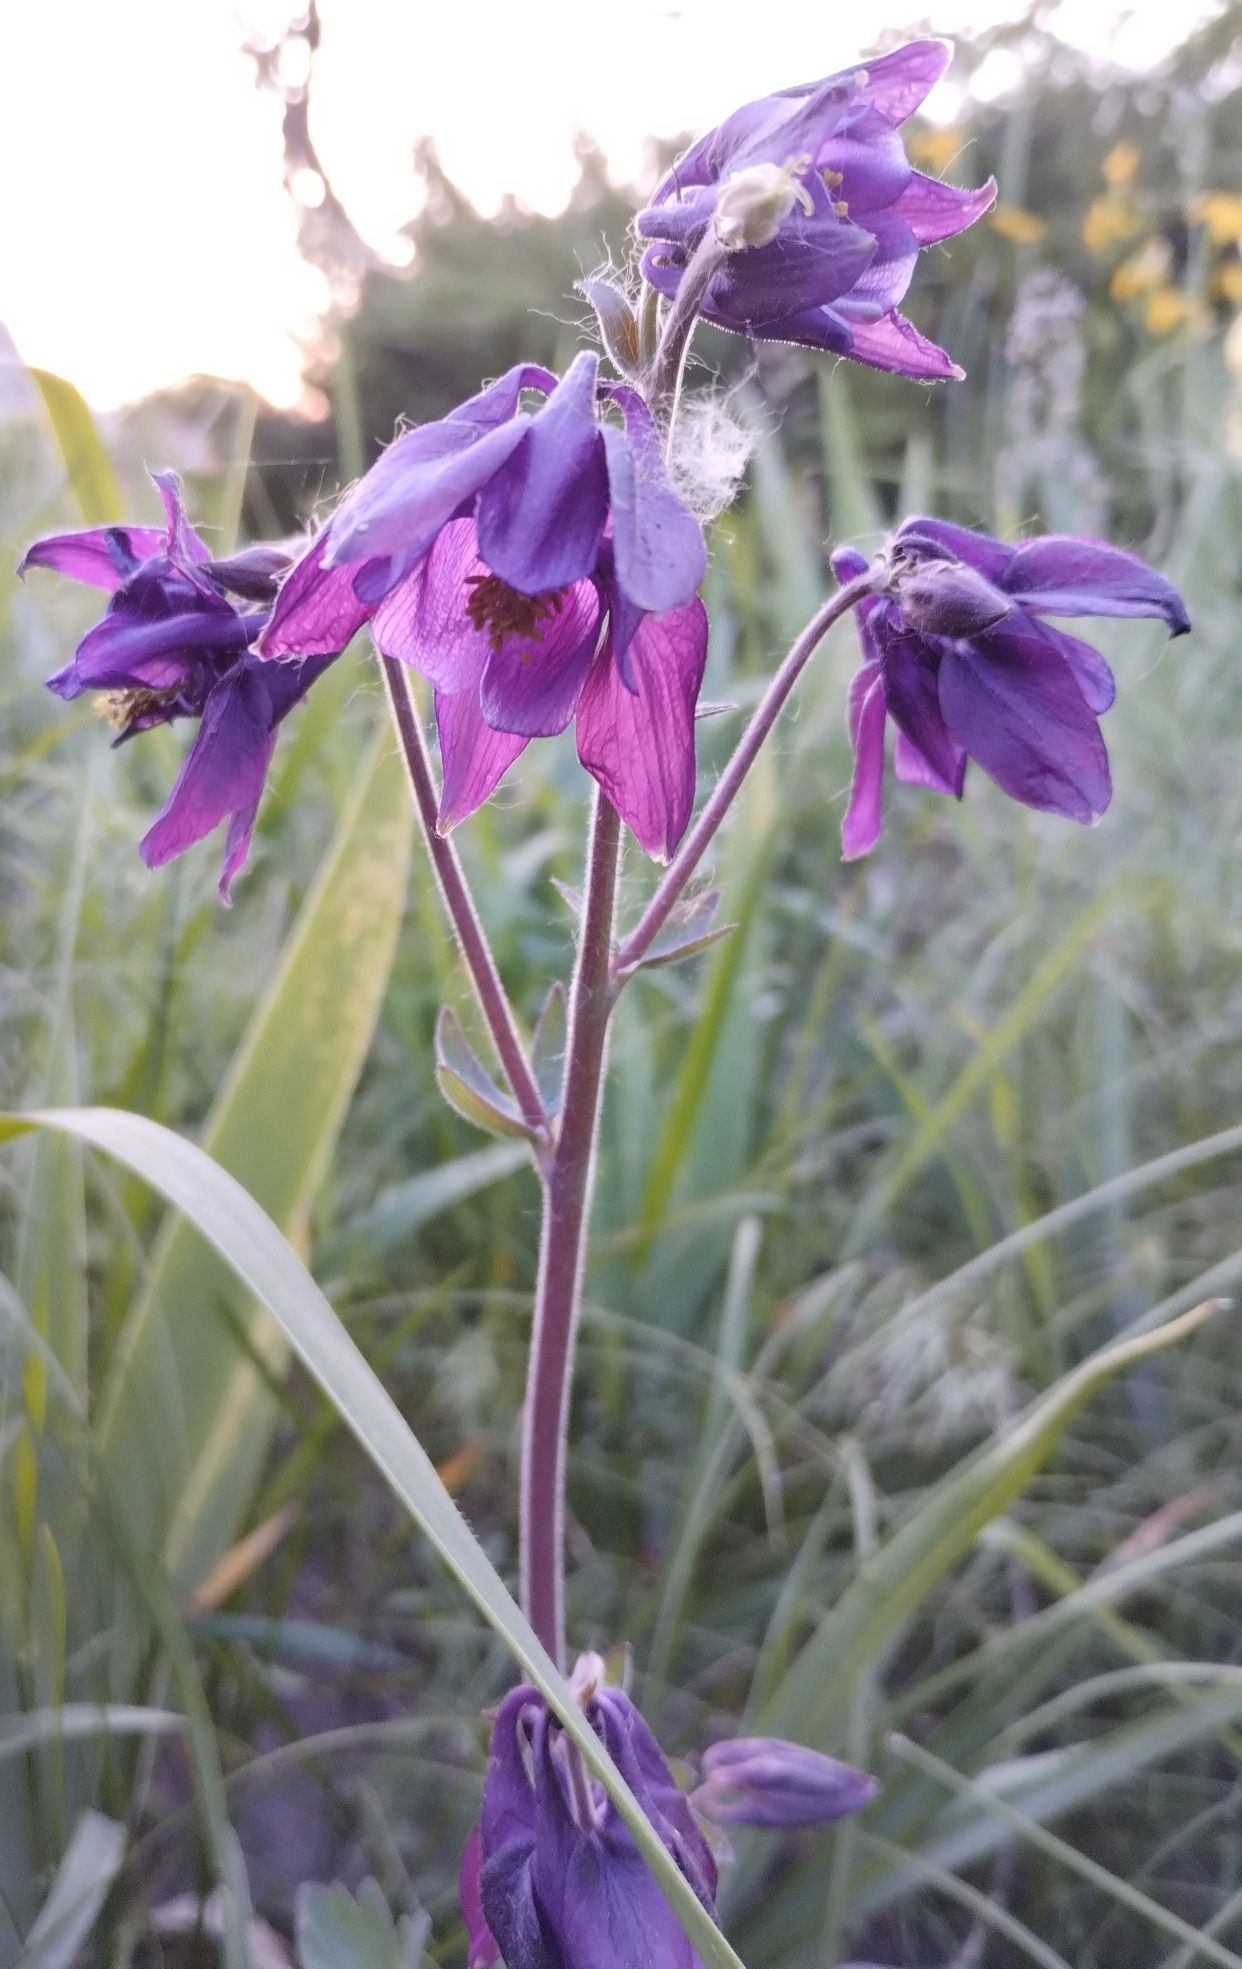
[475, 351, 610, 593]
[890, 169, 998, 244]
[19, 525, 167, 592]
[328, 418, 531, 569]
[842, 666, 888, 859]
[853, 39, 952, 126]
[818, 112, 913, 216]
[1002, 535, 1191, 633]
[837, 308, 964, 379]
[74, 607, 255, 692]
[479, 582, 603, 737]
[371, 520, 491, 694]
[435, 685, 529, 831]
[842, 216, 920, 312]
[139, 667, 279, 896]
[259, 533, 372, 659]
[601, 388, 705, 613]
[152, 470, 211, 567]
[938, 622, 1112, 821]
[575, 598, 708, 861]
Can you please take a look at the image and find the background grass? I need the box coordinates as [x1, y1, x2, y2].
[4, 23, 1242, 1967]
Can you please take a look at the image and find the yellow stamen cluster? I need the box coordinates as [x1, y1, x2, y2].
[94, 686, 179, 730]
[464, 572, 567, 655]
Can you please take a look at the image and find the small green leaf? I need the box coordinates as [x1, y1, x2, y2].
[435, 1007, 530, 1139]
[531, 982, 567, 1114]
[296, 1879, 427, 1969]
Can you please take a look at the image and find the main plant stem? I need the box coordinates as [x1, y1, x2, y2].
[379, 656, 549, 1145]
[615, 572, 875, 975]
[521, 788, 623, 1664]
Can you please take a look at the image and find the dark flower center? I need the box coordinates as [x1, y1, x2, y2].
[464, 572, 567, 655]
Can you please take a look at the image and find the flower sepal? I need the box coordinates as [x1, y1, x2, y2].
[435, 1007, 539, 1142]
[616, 885, 736, 980]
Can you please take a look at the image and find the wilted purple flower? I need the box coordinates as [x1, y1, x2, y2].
[832, 518, 1190, 856]
[262, 355, 708, 855]
[693, 1736, 876, 1828]
[464, 1675, 718, 1969]
[20, 475, 328, 898]
[636, 41, 996, 380]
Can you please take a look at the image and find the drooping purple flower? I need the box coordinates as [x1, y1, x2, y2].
[636, 41, 996, 380]
[260, 358, 709, 856]
[20, 475, 330, 898]
[832, 518, 1190, 856]
[693, 1737, 876, 1828]
[465, 1674, 718, 1969]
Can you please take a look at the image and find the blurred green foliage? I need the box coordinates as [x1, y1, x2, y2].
[4, 13, 1242, 1969]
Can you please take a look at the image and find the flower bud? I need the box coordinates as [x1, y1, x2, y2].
[893, 555, 1014, 638]
[695, 1736, 876, 1828]
[714, 157, 814, 250]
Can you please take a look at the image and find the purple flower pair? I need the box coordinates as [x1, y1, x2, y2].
[834, 519, 1191, 856]
[262, 352, 710, 860]
[461, 1665, 874, 1969]
[19, 477, 322, 899]
[637, 41, 996, 381]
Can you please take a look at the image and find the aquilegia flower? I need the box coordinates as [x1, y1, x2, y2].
[20, 475, 329, 897]
[464, 1672, 718, 1969]
[832, 518, 1191, 856]
[261, 354, 709, 858]
[635, 41, 995, 380]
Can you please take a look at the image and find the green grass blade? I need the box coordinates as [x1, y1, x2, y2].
[95, 722, 412, 1600]
[28, 372, 123, 525]
[0, 1107, 748, 1969]
[18, 1810, 125, 1969]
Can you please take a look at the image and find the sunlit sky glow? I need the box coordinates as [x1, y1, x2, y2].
[0, 0, 1212, 410]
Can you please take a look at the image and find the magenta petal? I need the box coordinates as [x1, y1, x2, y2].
[854, 39, 952, 126]
[475, 352, 609, 594]
[892, 170, 998, 244]
[479, 581, 603, 737]
[139, 668, 277, 895]
[893, 729, 964, 792]
[938, 624, 1112, 821]
[459, 1824, 501, 1969]
[435, 686, 529, 830]
[371, 520, 491, 694]
[842, 667, 888, 859]
[601, 388, 705, 613]
[19, 526, 167, 592]
[576, 599, 708, 861]
[151, 470, 211, 566]
[260, 534, 372, 660]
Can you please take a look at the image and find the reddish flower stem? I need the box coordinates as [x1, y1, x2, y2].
[379, 655, 550, 1148]
[521, 787, 623, 1665]
[614, 573, 874, 977]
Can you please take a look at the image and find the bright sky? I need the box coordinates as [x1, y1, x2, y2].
[0, 0, 1210, 410]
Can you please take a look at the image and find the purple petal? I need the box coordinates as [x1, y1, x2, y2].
[575, 598, 708, 860]
[889, 170, 998, 244]
[448, 362, 557, 428]
[328, 418, 530, 570]
[19, 526, 167, 591]
[435, 685, 529, 831]
[479, 582, 603, 737]
[151, 471, 211, 566]
[1002, 536, 1191, 633]
[818, 113, 913, 216]
[601, 388, 705, 613]
[1037, 622, 1116, 713]
[938, 622, 1112, 821]
[842, 217, 920, 313]
[475, 352, 609, 593]
[139, 667, 278, 896]
[259, 533, 372, 660]
[894, 729, 964, 792]
[698, 1737, 876, 1828]
[853, 40, 952, 126]
[459, 1823, 501, 1969]
[73, 606, 254, 692]
[837, 308, 964, 380]
[879, 617, 967, 788]
[842, 667, 888, 859]
[830, 546, 871, 584]
[894, 517, 1014, 583]
[479, 1693, 548, 1969]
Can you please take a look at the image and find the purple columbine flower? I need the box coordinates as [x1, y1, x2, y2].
[833, 518, 1191, 856]
[20, 474, 329, 898]
[260, 355, 709, 859]
[692, 1736, 876, 1828]
[635, 41, 995, 380]
[462, 1669, 718, 1969]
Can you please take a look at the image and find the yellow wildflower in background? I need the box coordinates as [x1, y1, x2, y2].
[1102, 142, 1140, 188]
[908, 126, 965, 176]
[1144, 287, 1195, 335]
[1083, 195, 1140, 255]
[990, 204, 1045, 245]
[1189, 192, 1242, 246]
[1111, 237, 1172, 301]
[1213, 261, 1242, 304]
